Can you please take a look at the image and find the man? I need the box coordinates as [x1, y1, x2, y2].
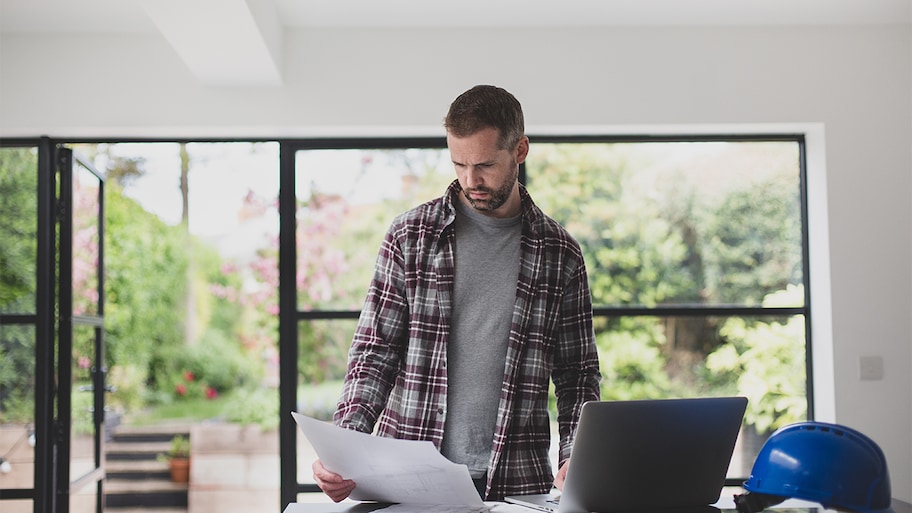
[313, 85, 601, 501]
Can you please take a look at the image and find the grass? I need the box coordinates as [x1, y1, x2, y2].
[125, 381, 344, 426]
[128, 396, 227, 425]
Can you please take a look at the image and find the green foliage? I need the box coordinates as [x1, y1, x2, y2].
[107, 363, 147, 413]
[706, 286, 807, 434]
[104, 182, 188, 401]
[105, 179, 261, 408]
[527, 141, 806, 430]
[0, 324, 35, 422]
[0, 148, 39, 421]
[704, 180, 802, 304]
[528, 144, 696, 307]
[297, 380, 344, 421]
[131, 396, 225, 424]
[71, 390, 95, 435]
[298, 319, 355, 384]
[527, 144, 696, 400]
[160, 435, 190, 460]
[183, 329, 262, 393]
[597, 319, 673, 400]
[0, 147, 38, 312]
[221, 387, 279, 430]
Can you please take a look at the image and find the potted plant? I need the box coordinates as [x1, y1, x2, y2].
[159, 434, 191, 483]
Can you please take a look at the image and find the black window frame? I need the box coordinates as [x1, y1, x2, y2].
[278, 133, 812, 505]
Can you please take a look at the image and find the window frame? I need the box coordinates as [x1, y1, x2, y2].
[278, 132, 813, 502]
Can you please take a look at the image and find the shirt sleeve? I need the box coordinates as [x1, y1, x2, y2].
[551, 258, 602, 467]
[334, 225, 411, 433]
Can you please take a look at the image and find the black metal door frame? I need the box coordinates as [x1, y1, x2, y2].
[0, 138, 107, 513]
[55, 144, 108, 513]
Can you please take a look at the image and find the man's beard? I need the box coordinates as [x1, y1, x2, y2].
[463, 163, 518, 213]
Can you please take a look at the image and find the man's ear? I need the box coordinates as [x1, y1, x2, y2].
[515, 136, 530, 164]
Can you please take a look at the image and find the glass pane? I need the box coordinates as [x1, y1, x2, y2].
[526, 141, 803, 308]
[72, 161, 102, 317]
[294, 148, 451, 310]
[70, 323, 98, 483]
[64, 142, 282, 512]
[296, 318, 356, 489]
[591, 313, 807, 478]
[297, 318, 356, 410]
[0, 501, 34, 513]
[70, 488, 97, 513]
[0, 324, 36, 490]
[72, 141, 281, 419]
[0, 146, 39, 314]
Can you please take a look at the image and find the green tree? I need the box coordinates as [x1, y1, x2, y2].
[0, 147, 39, 421]
[0, 147, 38, 312]
[706, 286, 807, 433]
[527, 144, 694, 399]
[526, 141, 804, 420]
[104, 181, 189, 406]
[703, 180, 802, 305]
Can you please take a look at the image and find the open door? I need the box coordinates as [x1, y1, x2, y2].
[0, 140, 107, 513]
[56, 146, 108, 513]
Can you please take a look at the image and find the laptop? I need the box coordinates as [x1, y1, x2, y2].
[505, 396, 748, 513]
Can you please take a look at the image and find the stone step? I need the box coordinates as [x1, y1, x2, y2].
[106, 442, 170, 462]
[106, 459, 170, 481]
[111, 423, 190, 442]
[107, 459, 170, 473]
[106, 509, 186, 513]
[105, 489, 188, 509]
[105, 479, 187, 494]
[104, 423, 190, 510]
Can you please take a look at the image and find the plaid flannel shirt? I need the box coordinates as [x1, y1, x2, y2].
[334, 180, 601, 500]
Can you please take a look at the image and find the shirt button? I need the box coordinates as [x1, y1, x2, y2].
[437, 407, 444, 415]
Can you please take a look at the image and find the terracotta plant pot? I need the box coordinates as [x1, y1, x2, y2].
[169, 457, 190, 483]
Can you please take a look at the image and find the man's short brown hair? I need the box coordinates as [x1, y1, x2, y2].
[444, 85, 525, 150]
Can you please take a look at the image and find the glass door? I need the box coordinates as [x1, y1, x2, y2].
[0, 141, 105, 513]
[57, 147, 108, 513]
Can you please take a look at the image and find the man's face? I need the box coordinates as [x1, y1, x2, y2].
[447, 127, 529, 218]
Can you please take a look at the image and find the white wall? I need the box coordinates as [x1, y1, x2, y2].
[1, 24, 910, 500]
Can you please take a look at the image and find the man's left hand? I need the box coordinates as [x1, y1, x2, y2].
[553, 461, 569, 490]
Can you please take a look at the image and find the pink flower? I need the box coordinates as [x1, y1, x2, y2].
[183, 371, 195, 382]
[175, 384, 187, 396]
[205, 387, 218, 400]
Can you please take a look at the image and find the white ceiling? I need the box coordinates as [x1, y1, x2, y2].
[1, 0, 909, 86]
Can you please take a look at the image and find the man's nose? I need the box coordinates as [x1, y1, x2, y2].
[464, 167, 483, 188]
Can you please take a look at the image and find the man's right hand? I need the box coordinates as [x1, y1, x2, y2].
[312, 459, 356, 502]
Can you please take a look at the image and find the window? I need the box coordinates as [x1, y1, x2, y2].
[287, 135, 809, 497]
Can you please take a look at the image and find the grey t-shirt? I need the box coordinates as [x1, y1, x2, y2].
[441, 199, 521, 478]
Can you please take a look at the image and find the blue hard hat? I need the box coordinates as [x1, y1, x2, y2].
[739, 421, 892, 513]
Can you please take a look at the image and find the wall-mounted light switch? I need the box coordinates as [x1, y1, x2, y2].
[859, 355, 884, 381]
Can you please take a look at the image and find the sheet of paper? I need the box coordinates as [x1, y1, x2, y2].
[378, 502, 531, 512]
[293, 412, 485, 507]
[381, 504, 489, 512]
[282, 502, 534, 513]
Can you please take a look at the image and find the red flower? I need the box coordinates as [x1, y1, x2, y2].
[175, 384, 187, 396]
[205, 387, 218, 400]
[183, 371, 195, 382]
